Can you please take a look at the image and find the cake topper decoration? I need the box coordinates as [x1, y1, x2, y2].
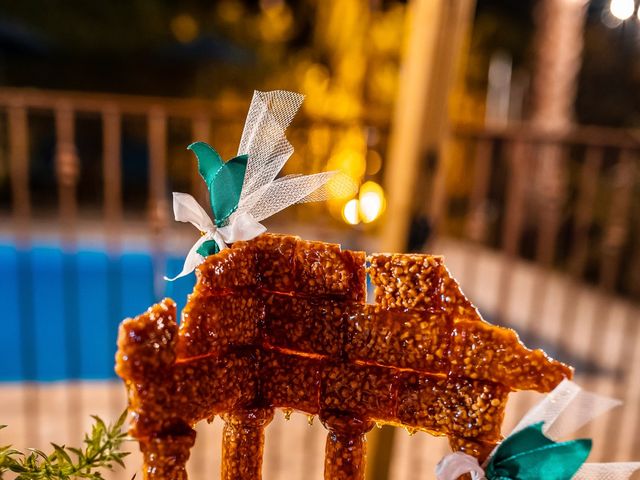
[436, 380, 640, 480]
[166, 90, 355, 280]
[116, 91, 638, 480]
[117, 231, 575, 480]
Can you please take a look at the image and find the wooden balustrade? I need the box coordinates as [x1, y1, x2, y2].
[445, 123, 640, 303]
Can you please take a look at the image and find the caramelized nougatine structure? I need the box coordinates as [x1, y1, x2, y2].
[116, 233, 572, 480]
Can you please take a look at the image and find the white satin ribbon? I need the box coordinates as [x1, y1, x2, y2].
[435, 452, 485, 480]
[166, 90, 355, 281]
[435, 380, 640, 480]
[164, 193, 265, 280]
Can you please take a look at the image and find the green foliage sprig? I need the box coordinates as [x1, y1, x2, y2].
[0, 410, 130, 479]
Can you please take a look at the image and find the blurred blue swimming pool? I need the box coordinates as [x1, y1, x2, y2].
[0, 244, 194, 382]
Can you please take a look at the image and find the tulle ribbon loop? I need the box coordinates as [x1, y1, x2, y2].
[166, 90, 356, 281]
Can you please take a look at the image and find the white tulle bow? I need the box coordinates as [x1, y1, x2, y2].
[166, 90, 354, 280]
[163, 192, 266, 281]
[435, 379, 640, 480]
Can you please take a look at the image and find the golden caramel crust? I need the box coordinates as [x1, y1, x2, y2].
[345, 306, 450, 373]
[324, 431, 367, 480]
[368, 252, 573, 392]
[178, 291, 264, 358]
[396, 373, 508, 442]
[321, 413, 374, 480]
[260, 349, 322, 414]
[449, 319, 573, 391]
[368, 254, 445, 311]
[264, 293, 346, 357]
[116, 233, 573, 480]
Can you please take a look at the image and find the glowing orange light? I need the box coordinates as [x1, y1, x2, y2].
[610, 0, 634, 20]
[358, 181, 386, 223]
[170, 14, 199, 44]
[342, 199, 360, 225]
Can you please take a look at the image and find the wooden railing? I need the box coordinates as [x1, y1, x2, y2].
[2, 88, 243, 250]
[434, 122, 640, 305]
[0, 87, 389, 282]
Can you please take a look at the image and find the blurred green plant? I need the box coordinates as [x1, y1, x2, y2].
[0, 410, 130, 480]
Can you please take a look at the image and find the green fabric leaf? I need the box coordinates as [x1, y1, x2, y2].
[492, 423, 555, 465]
[209, 154, 248, 226]
[485, 423, 592, 480]
[187, 142, 224, 184]
[187, 142, 248, 227]
[196, 239, 219, 257]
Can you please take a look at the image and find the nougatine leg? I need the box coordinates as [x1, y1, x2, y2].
[221, 408, 275, 480]
[139, 427, 196, 480]
[322, 413, 374, 480]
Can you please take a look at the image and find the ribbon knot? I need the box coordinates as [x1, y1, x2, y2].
[163, 193, 266, 281]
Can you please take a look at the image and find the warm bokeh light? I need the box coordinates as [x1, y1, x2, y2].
[303, 63, 331, 96]
[338, 181, 386, 225]
[366, 150, 383, 175]
[327, 148, 366, 184]
[342, 198, 360, 225]
[610, 0, 634, 20]
[170, 14, 199, 43]
[358, 181, 386, 223]
[216, 0, 244, 24]
[258, 1, 294, 42]
[602, 7, 624, 28]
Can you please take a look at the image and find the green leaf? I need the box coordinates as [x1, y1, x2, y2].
[9, 463, 28, 473]
[67, 447, 84, 460]
[485, 423, 592, 480]
[51, 444, 73, 465]
[188, 142, 225, 185]
[196, 239, 220, 257]
[27, 448, 48, 461]
[187, 141, 248, 227]
[209, 154, 248, 226]
[114, 410, 128, 431]
[0, 410, 130, 480]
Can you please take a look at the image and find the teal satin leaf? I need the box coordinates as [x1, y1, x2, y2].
[188, 142, 224, 185]
[187, 141, 248, 227]
[485, 423, 592, 480]
[209, 154, 248, 226]
[196, 239, 219, 257]
[492, 423, 554, 464]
